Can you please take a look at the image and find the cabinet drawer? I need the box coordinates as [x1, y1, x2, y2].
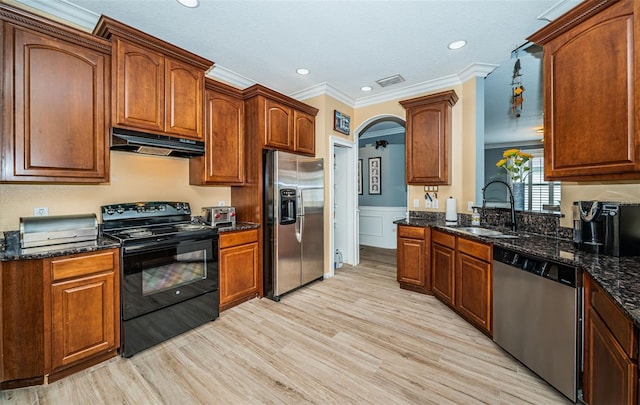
[432, 230, 455, 248]
[591, 280, 637, 359]
[398, 225, 425, 239]
[457, 237, 491, 262]
[219, 229, 259, 249]
[50, 250, 116, 281]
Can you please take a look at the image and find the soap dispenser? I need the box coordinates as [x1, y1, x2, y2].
[471, 208, 481, 226]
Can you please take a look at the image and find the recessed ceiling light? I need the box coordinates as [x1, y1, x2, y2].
[296, 68, 310, 75]
[176, 0, 199, 8]
[361, 86, 372, 92]
[448, 40, 467, 50]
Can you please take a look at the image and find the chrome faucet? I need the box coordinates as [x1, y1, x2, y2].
[481, 180, 517, 232]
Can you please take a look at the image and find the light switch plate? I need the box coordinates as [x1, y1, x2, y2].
[468, 201, 474, 211]
[425, 200, 431, 208]
[433, 199, 439, 209]
[413, 199, 419, 208]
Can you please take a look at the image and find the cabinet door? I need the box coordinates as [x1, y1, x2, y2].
[113, 38, 164, 133]
[293, 109, 316, 155]
[397, 237, 427, 287]
[263, 98, 293, 150]
[165, 58, 204, 139]
[536, 1, 639, 180]
[431, 243, 455, 306]
[4, 27, 109, 182]
[219, 242, 259, 311]
[51, 272, 116, 371]
[190, 88, 244, 184]
[587, 308, 637, 404]
[456, 252, 491, 335]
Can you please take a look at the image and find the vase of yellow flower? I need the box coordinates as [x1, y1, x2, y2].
[496, 149, 533, 211]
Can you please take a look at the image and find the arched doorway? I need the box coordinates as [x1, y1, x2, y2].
[356, 116, 406, 250]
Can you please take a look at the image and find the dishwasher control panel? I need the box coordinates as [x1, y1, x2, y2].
[494, 247, 578, 287]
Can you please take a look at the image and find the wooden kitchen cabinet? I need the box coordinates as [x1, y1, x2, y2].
[94, 16, 212, 141]
[0, 248, 120, 389]
[584, 272, 638, 404]
[431, 230, 455, 306]
[528, 0, 640, 181]
[190, 80, 245, 185]
[397, 225, 431, 294]
[455, 237, 492, 335]
[244, 84, 319, 156]
[0, 4, 111, 183]
[219, 229, 260, 311]
[399, 90, 458, 185]
[46, 249, 120, 375]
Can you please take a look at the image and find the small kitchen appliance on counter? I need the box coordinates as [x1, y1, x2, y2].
[573, 201, 640, 256]
[101, 201, 219, 357]
[20, 214, 98, 254]
[202, 206, 236, 228]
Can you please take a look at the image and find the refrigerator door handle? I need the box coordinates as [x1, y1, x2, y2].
[298, 188, 305, 216]
[296, 215, 303, 243]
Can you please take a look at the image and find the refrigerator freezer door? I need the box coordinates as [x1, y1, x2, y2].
[275, 152, 302, 296]
[298, 157, 324, 284]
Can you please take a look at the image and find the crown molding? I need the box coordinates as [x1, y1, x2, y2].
[206, 65, 256, 89]
[13, 0, 98, 29]
[457, 63, 499, 83]
[289, 82, 355, 107]
[537, 0, 582, 22]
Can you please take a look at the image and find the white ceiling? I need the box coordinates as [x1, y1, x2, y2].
[17, 0, 580, 143]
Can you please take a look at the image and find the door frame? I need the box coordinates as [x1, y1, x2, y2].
[329, 136, 358, 277]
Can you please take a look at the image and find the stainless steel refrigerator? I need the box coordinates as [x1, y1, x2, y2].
[264, 150, 324, 301]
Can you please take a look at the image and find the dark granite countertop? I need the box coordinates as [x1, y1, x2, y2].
[215, 222, 260, 233]
[0, 230, 121, 261]
[395, 218, 640, 328]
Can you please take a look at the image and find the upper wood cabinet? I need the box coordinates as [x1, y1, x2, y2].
[528, 0, 640, 181]
[0, 5, 111, 183]
[190, 80, 245, 185]
[400, 90, 458, 185]
[244, 84, 319, 156]
[94, 16, 212, 141]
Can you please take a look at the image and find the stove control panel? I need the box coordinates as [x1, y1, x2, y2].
[102, 202, 191, 219]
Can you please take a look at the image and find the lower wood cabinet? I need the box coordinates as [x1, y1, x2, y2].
[219, 229, 260, 311]
[584, 273, 638, 404]
[0, 248, 120, 389]
[397, 225, 431, 294]
[430, 229, 492, 336]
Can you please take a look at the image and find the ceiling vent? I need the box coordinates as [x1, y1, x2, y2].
[376, 74, 405, 88]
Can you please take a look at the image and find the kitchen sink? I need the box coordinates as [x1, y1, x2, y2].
[444, 226, 520, 239]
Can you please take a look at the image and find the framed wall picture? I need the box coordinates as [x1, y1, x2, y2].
[333, 110, 350, 135]
[368, 157, 381, 195]
[358, 159, 363, 195]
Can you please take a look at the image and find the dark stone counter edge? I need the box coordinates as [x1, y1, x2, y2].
[395, 218, 640, 329]
[0, 222, 261, 262]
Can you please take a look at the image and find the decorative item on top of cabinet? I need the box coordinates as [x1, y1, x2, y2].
[399, 90, 458, 185]
[584, 272, 638, 404]
[0, 4, 111, 183]
[94, 16, 212, 141]
[528, 0, 640, 181]
[243, 84, 319, 156]
[397, 225, 431, 294]
[190, 79, 244, 185]
[219, 229, 260, 311]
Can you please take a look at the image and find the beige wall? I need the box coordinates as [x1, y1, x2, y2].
[0, 153, 230, 231]
[560, 182, 640, 227]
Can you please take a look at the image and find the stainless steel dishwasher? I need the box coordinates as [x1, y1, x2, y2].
[493, 246, 582, 403]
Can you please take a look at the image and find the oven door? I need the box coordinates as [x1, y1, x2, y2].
[121, 236, 218, 320]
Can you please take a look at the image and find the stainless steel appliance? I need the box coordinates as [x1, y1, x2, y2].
[264, 150, 324, 301]
[101, 201, 218, 357]
[493, 246, 581, 402]
[19, 214, 98, 253]
[573, 201, 640, 256]
[202, 206, 236, 228]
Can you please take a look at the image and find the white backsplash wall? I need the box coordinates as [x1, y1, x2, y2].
[0, 152, 231, 231]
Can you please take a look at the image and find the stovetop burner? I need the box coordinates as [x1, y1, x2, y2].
[101, 202, 217, 245]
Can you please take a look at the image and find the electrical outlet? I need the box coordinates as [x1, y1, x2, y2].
[425, 200, 432, 209]
[468, 201, 474, 211]
[413, 199, 419, 208]
[433, 199, 439, 209]
[34, 207, 48, 216]
[218, 201, 225, 206]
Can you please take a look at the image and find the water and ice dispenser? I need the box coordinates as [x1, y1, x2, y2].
[280, 189, 297, 225]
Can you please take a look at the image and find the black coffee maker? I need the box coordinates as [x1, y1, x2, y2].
[573, 201, 640, 256]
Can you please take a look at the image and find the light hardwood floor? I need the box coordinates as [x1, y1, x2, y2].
[1, 246, 570, 404]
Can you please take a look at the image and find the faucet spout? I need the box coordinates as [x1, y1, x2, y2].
[481, 180, 517, 232]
